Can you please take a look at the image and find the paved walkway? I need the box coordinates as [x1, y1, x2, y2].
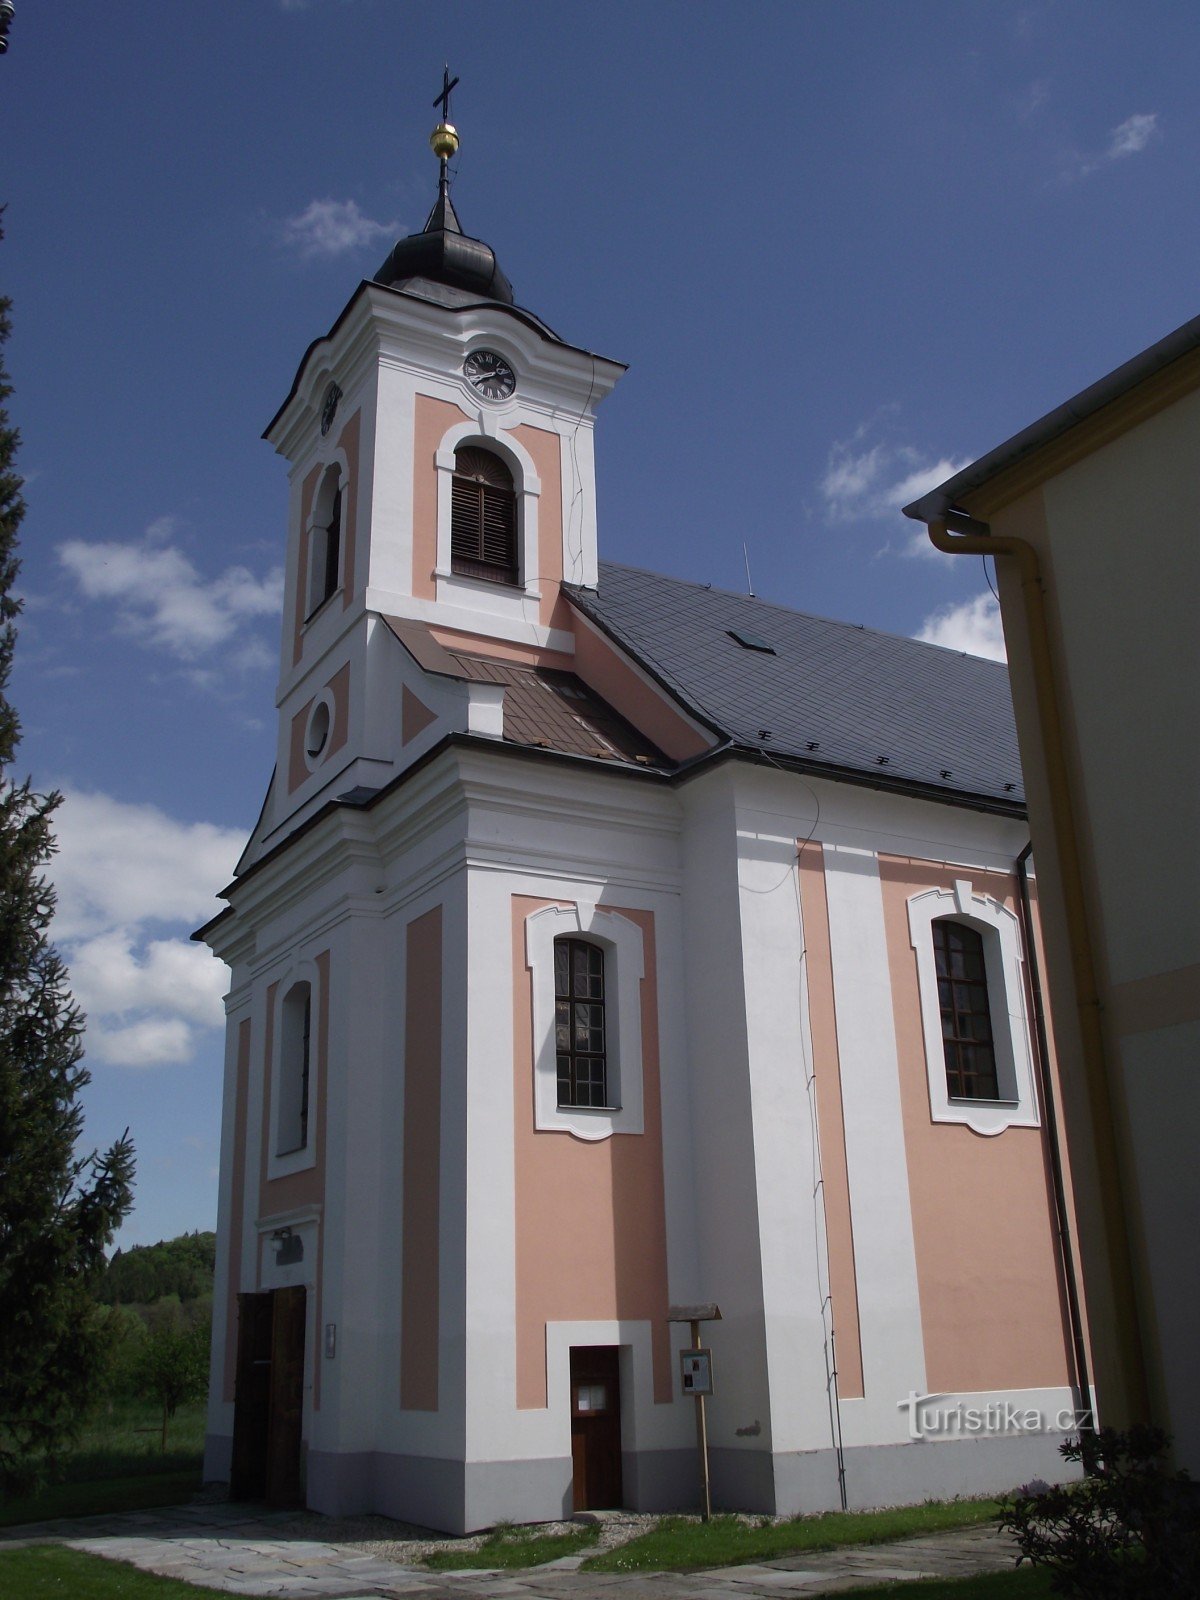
[1, 1501, 1022, 1597]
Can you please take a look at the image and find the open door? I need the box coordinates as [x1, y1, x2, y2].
[230, 1286, 306, 1505]
[570, 1346, 623, 1511]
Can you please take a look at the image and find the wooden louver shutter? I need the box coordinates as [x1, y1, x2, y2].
[451, 448, 518, 584]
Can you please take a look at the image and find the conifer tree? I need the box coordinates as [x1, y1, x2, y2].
[0, 231, 135, 1494]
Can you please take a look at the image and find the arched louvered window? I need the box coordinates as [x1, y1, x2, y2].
[933, 920, 999, 1100]
[451, 447, 518, 585]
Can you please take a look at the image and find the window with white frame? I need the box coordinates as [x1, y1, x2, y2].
[303, 689, 336, 772]
[555, 937, 608, 1108]
[451, 447, 518, 585]
[433, 423, 541, 608]
[907, 879, 1040, 1136]
[276, 981, 312, 1155]
[933, 919, 1000, 1100]
[525, 904, 644, 1141]
[306, 467, 343, 618]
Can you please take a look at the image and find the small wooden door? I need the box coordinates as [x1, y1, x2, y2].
[570, 1346, 623, 1511]
[230, 1292, 273, 1501]
[230, 1287, 306, 1505]
[265, 1286, 306, 1506]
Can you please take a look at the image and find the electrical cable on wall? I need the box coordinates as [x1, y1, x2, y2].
[741, 748, 847, 1507]
[792, 844, 849, 1510]
[564, 355, 598, 585]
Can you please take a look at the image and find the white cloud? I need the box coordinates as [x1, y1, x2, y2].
[821, 428, 970, 536]
[58, 525, 283, 661]
[48, 791, 244, 1071]
[90, 1018, 195, 1071]
[821, 443, 888, 509]
[1016, 78, 1051, 123]
[1108, 112, 1158, 159]
[279, 198, 398, 260]
[1064, 111, 1160, 180]
[68, 931, 227, 1029]
[144, 514, 181, 545]
[917, 592, 1007, 662]
[51, 790, 244, 940]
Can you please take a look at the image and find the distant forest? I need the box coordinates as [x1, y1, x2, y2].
[97, 1231, 216, 1307]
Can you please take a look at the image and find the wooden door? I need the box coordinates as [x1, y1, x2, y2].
[230, 1287, 306, 1505]
[230, 1292, 273, 1500]
[265, 1285, 306, 1507]
[570, 1346, 623, 1511]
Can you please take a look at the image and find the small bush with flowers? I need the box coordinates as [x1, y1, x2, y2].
[999, 1425, 1200, 1597]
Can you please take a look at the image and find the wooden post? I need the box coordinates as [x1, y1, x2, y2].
[669, 1302, 720, 1523]
[692, 1317, 712, 1522]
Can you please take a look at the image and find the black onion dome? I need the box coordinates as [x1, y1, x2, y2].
[374, 184, 514, 306]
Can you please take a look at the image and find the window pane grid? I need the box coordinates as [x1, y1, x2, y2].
[934, 920, 999, 1099]
[555, 937, 607, 1108]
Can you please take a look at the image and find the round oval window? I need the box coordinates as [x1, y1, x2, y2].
[305, 699, 331, 762]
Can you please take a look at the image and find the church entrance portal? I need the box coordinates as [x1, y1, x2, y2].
[569, 1346, 623, 1511]
[230, 1286, 306, 1505]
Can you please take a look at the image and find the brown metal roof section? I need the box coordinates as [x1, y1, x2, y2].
[447, 652, 665, 767]
[380, 616, 665, 767]
[381, 614, 461, 674]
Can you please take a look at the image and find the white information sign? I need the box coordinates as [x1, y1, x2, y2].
[679, 1348, 714, 1396]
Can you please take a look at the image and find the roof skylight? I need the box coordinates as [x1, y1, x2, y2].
[728, 628, 776, 654]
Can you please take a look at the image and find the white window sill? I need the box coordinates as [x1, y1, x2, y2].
[304, 588, 343, 627]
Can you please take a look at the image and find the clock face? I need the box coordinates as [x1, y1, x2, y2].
[320, 382, 342, 437]
[463, 349, 516, 401]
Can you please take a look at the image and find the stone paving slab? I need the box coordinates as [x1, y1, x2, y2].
[0, 1501, 1024, 1599]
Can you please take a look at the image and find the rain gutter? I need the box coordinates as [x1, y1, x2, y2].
[1015, 841, 1094, 1436]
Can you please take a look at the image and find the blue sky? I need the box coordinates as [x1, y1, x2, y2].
[4, 1, 1196, 1247]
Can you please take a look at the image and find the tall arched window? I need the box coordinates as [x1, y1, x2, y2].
[933, 920, 999, 1100]
[307, 473, 342, 617]
[277, 982, 312, 1154]
[451, 446, 517, 585]
[320, 484, 341, 606]
[555, 938, 607, 1108]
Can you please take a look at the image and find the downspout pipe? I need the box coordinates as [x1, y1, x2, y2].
[927, 514, 1150, 1423]
[1016, 841, 1094, 1435]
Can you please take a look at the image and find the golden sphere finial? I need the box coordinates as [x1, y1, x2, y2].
[430, 121, 459, 161]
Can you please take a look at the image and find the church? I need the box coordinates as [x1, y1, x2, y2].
[198, 99, 1088, 1533]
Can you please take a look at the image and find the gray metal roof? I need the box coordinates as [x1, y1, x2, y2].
[904, 311, 1200, 524]
[374, 180, 517, 307]
[569, 563, 1025, 809]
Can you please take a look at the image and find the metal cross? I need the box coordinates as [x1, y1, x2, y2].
[433, 66, 459, 121]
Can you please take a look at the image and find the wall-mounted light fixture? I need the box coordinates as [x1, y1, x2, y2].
[271, 1226, 304, 1266]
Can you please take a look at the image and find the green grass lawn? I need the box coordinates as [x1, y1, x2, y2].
[0, 1546, 230, 1599]
[0, 1400, 205, 1528]
[424, 1520, 600, 1570]
[583, 1496, 1003, 1572]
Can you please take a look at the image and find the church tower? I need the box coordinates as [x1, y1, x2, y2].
[202, 94, 700, 1530]
[242, 100, 626, 871]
